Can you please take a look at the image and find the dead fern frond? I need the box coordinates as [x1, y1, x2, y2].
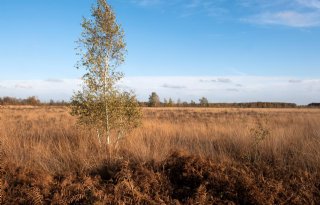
[68, 193, 86, 204]
[0, 179, 4, 205]
[26, 187, 43, 205]
[195, 184, 207, 205]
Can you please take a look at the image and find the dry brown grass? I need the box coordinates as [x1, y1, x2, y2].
[1, 106, 320, 204]
[130, 108, 320, 170]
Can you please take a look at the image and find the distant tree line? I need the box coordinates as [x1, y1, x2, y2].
[0, 96, 41, 106]
[142, 92, 301, 108]
[308, 103, 320, 107]
[0, 96, 68, 106]
[1, 94, 319, 108]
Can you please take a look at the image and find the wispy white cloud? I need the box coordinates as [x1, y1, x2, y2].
[130, 0, 320, 28]
[238, 0, 294, 9]
[296, 0, 320, 9]
[0, 79, 81, 101]
[15, 83, 33, 89]
[0, 77, 319, 104]
[226, 88, 239, 92]
[131, 0, 228, 18]
[183, 0, 228, 17]
[131, 0, 162, 7]
[217, 78, 232, 83]
[45, 78, 64, 83]
[244, 11, 320, 27]
[162, 84, 186, 89]
[199, 78, 232, 83]
[289, 79, 303, 83]
[241, 0, 320, 27]
[123, 76, 320, 104]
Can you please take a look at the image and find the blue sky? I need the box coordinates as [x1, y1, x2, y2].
[0, 0, 320, 103]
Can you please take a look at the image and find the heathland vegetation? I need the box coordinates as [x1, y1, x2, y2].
[1, 106, 320, 204]
[1, 0, 320, 204]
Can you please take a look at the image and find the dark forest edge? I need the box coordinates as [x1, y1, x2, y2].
[1, 96, 320, 108]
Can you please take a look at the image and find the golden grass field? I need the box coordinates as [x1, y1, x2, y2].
[1, 106, 320, 204]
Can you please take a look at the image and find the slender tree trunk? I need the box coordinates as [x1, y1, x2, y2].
[104, 55, 110, 146]
[96, 129, 102, 146]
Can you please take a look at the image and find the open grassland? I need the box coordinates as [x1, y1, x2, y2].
[1, 106, 320, 204]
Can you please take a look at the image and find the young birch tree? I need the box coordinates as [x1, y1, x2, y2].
[71, 0, 141, 149]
